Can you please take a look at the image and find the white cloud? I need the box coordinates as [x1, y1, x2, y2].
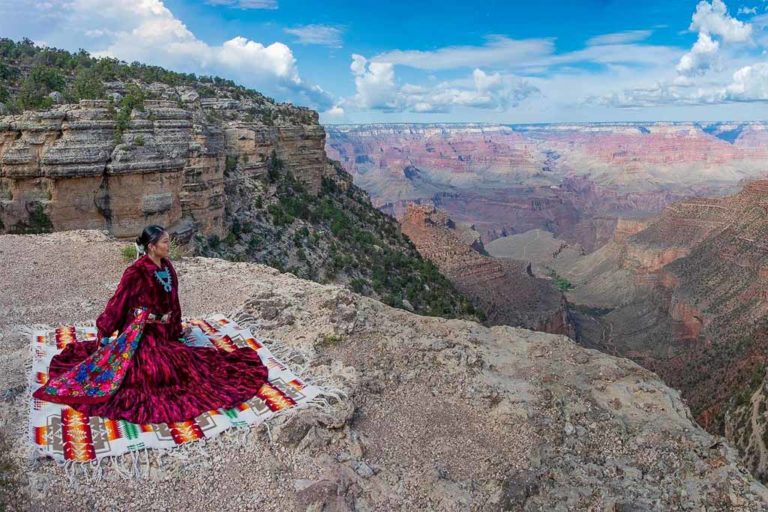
[0, 0, 332, 109]
[323, 105, 345, 119]
[690, 0, 752, 42]
[726, 63, 768, 99]
[348, 56, 537, 113]
[676, 32, 720, 76]
[586, 30, 653, 46]
[350, 55, 400, 111]
[205, 0, 277, 9]
[371, 35, 554, 71]
[284, 24, 343, 47]
[596, 0, 766, 108]
[473, 68, 503, 91]
[738, 6, 758, 15]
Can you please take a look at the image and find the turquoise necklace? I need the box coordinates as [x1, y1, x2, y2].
[154, 267, 173, 293]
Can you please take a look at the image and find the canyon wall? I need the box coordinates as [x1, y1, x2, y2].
[400, 204, 574, 336]
[326, 123, 768, 251]
[487, 180, 768, 482]
[0, 94, 327, 239]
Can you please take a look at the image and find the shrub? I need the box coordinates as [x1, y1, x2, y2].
[121, 244, 137, 261]
[9, 203, 53, 234]
[225, 155, 238, 176]
[69, 66, 104, 101]
[317, 333, 342, 347]
[266, 150, 284, 182]
[18, 65, 65, 110]
[113, 83, 145, 144]
[267, 204, 294, 226]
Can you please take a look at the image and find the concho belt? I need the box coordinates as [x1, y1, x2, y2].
[133, 308, 171, 323]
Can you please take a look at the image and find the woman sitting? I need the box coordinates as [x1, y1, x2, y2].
[33, 225, 270, 425]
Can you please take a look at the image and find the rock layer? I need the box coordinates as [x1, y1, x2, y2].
[326, 123, 768, 251]
[400, 204, 575, 336]
[0, 96, 327, 238]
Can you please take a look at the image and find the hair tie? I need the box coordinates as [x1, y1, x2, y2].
[134, 242, 146, 260]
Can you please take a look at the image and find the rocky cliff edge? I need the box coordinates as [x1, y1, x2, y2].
[1, 231, 767, 511]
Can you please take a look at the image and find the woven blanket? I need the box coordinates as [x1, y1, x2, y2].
[28, 314, 322, 464]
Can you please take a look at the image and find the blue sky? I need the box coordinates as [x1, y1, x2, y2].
[2, 0, 768, 123]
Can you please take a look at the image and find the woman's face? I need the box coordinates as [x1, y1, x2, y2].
[149, 232, 171, 259]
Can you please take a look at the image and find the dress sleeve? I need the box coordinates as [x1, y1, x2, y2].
[167, 261, 184, 340]
[96, 265, 139, 340]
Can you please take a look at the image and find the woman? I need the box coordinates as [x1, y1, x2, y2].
[32, 225, 270, 425]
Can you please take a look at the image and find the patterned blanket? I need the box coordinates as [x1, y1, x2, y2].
[28, 314, 322, 466]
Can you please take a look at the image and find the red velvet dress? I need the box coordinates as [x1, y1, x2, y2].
[32, 255, 269, 424]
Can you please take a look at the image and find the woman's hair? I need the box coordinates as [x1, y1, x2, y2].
[135, 225, 166, 257]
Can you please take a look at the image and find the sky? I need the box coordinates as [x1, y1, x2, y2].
[2, 0, 768, 124]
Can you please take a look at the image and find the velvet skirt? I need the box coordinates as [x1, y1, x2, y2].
[33, 320, 270, 425]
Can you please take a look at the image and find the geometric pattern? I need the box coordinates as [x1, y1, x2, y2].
[28, 314, 321, 463]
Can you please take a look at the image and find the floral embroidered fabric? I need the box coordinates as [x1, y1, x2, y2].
[34, 308, 150, 404]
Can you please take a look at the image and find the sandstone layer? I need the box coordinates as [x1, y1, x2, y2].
[326, 123, 768, 251]
[1, 231, 768, 510]
[0, 90, 326, 239]
[400, 204, 574, 336]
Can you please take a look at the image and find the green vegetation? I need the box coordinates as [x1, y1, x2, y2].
[196, 162, 478, 321]
[266, 150, 284, 182]
[224, 155, 238, 177]
[69, 66, 105, 101]
[317, 333, 342, 347]
[9, 203, 53, 234]
[545, 267, 574, 292]
[0, 37, 292, 115]
[121, 238, 187, 262]
[732, 363, 765, 410]
[113, 84, 145, 144]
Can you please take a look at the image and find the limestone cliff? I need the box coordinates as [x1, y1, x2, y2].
[0, 95, 325, 238]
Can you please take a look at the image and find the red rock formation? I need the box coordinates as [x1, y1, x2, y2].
[400, 204, 575, 336]
[326, 123, 768, 251]
[570, 179, 768, 433]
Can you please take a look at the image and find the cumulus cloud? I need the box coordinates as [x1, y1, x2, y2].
[596, 0, 766, 108]
[675, 1, 750, 78]
[284, 24, 343, 47]
[676, 32, 720, 76]
[205, 0, 278, 9]
[725, 63, 768, 99]
[350, 55, 400, 111]
[348, 55, 537, 113]
[1, 0, 332, 110]
[690, 0, 752, 42]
